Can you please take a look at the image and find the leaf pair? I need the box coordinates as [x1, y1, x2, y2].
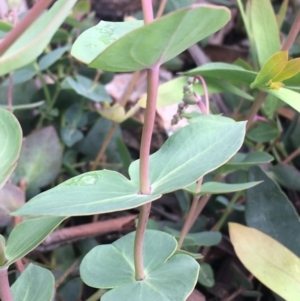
[251, 51, 300, 89]
[14, 115, 246, 217]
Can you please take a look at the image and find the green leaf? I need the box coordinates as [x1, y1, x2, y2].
[198, 263, 215, 287]
[263, 94, 284, 119]
[3, 216, 64, 267]
[229, 223, 300, 301]
[61, 125, 84, 147]
[13, 126, 63, 197]
[246, 166, 300, 257]
[218, 151, 273, 174]
[80, 230, 199, 301]
[164, 0, 193, 13]
[129, 115, 246, 193]
[0, 109, 22, 189]
[272, 58, 300, 82]
[249, 0, 281, 67]
[246, 121, 278, 142]
[1, 65, 36, 86]
[0, 0, 77, 76]
[182, 62, 257, 83]
[12, 170, 161, 216]
[14, 116, 245, 217]
[250, 51, 288, 89]
[71, 5, 230, 72]
[185, 181, 261, 195]
[38, 45, 70, 71]
[61, 75, 112, 103]
[11, 264, 55, 301]
[138, 76, 253, 108]
[270, 164, 300, 192]
[265, 87, 300, 113]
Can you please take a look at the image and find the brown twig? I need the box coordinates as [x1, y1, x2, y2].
[282, 147, 300, 164]
[35, 215, 137, 252]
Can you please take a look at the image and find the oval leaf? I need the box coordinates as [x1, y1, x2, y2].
[229, 223, 300, 301]
[129, 115, 246, 194]
[80, 230, 199, 301]
[246, 166, 300, 257]
[0, 109, 22, 189]
[273, 58, 300, 82]
[4, 216, 65, 267]
[249, 0, 281, 67]
[11, 264, 55, 301]
[185, 181, 261, 195]
[12, 170, 161, 216]
[265, 87, 300, 113]
[182, 62, 257, 83]
[138, 76, 253, 108]
[13, 126, 63, 196]
[71, 5, 230, 72]
[0, 0, 77, 76]
[250, 51, 288, 89]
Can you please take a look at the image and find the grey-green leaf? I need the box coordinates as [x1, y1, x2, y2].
[11, 264, 54, 301]
[182, 62, 257, 83]
[129, 115, 246, 194]
[12, 170, 161, 216]
[4, 216, 65, 267]
[0, 0, 77, 76]
[198, 263, 215, 287]
[246, 166, 300, 257]
[80, 230, 199, 301]
[13, 126, 62, 197]
[0, 109, 22, 189]
[185, 181, 261, 195]
[71, 5, 230, 72]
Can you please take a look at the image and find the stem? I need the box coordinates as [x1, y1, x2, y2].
[156, 0, 168, 18]
[91, 122, 118, 171]
[139, 66, 159, 194]
[0, 268, 13, 301]
[141, 0, 154, 24]
[0, 0, 54, 56]
[134, 0, 157, 282]
[282, 148, 300, 164]
[178, 178, 203, 249]
[282, 12, 300, 51]
[246, 91, 266, 130]
[212, 192, 242, 231]
[134, 202, 151, 280]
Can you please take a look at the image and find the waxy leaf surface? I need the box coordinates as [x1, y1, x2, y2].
[13, 170, 160, 216]
[14, 116, 245, 217]
[11, 264, 54, 301]
[266, 87, 300, 113]
[80, 230, 199, 301]
[0, 0, 77, 76]
[13, 126, 63, 196]
[251, 51, 288, 89]
[130, 115, 246, 194]
[183, 62, 257, 83]
[72, 5, 230, 72]
[249, 0, 281, 67]
[185, 181, 261, 195]
[0, 109, 22, 189]
[3, 216, 64, 267]
[138, 76, 253, 108]
[230, 223, 300, 301]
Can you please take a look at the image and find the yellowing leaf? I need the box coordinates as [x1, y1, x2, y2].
[251, 51, 288, 89]
[229, 223, 300, 301]
[273, 58, 300, 82]
[98, 103, 139, 123]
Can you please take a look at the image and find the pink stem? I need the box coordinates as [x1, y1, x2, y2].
[0, 268, 13, 301]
